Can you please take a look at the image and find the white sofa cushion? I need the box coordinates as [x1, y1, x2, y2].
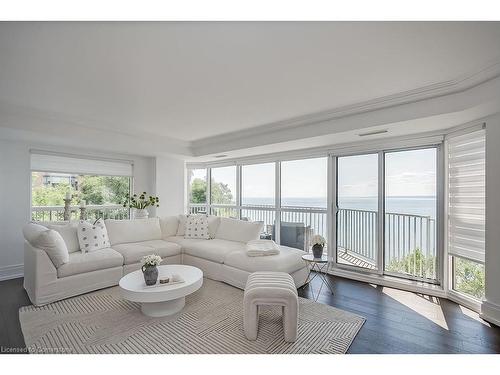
[185, 214, 210, 239]
[112, 240, 181, 265]
[164, 236, 205, 248]
[57, 248, 124, 278]
[43, 222, 80, 253]
[77, 219, 110, 253]
[136, 240, 182, 257]
[23, 222, 49, 245]
[176, 214, 188, 236]
[207, 215, 221, 238]
[224, 246, 306, 274]
[105, 218, 162, 245]
[184, 238, 246, 264]
[159, 216, 179, 238]
[31, 229, 70, 268]
[215, 218, 263, 243]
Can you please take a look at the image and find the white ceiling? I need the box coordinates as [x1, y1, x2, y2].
[1, 21, 500, 148]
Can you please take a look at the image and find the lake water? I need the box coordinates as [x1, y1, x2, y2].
[242, 196, 436, 218]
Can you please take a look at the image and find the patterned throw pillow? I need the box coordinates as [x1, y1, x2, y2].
[77, 219, 110, 253]
[184, 214, 210, 240]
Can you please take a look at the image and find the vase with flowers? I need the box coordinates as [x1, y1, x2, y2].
[311, 234, 326, 259]
[123, 192, 160, 219]
[140, 254, 162, 286]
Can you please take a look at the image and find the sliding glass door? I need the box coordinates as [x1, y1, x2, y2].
[384, 148, 437, 282]
[336, 154, 379, 271]
[335, 146, 439, 283]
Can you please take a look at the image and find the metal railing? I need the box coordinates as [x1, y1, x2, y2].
[337, 208, 436, 280]
[337, 208, 377, 264]
[31, 204, 129, 221]
[188, 203, 327, 251]
[188, 203, 436, 281]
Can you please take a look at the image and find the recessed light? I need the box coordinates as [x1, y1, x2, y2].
[214, 154, 228, 158]
[358, 129, 388, 137]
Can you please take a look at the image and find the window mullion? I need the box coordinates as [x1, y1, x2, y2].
[377, 151, 385, 275]
[275, 161, 281, 245]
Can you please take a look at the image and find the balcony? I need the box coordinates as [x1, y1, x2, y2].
[31, 204, 129, 221]
[188, 203, 436, 281]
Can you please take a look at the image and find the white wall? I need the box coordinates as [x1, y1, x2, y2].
[0, 140, 170, 281]
[154, 156, 186, 217]
[482, 113, 500, 326]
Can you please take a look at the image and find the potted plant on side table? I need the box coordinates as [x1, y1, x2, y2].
[123, 192, 160, 219]
[311, 234, 326, 259]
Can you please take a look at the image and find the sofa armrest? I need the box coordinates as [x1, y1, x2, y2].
[23, 240, 58, 305]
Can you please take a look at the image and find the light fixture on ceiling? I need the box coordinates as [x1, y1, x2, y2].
[214, 154, 228, 158]
[358, 129, 388, 137]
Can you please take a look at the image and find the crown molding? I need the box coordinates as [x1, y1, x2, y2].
[191, 59, 500, 154]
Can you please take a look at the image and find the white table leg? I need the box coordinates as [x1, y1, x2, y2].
[140, 297, 186, 317]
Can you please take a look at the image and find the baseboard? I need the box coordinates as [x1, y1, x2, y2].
[480, 300, 500, 327]
[0, 263, 24, 281]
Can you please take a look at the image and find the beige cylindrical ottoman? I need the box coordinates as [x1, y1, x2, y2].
[243, 271, 299, 342]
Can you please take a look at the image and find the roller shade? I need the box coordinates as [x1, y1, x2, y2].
[31, 152, 133, 177]
[447, 127, 485, 263]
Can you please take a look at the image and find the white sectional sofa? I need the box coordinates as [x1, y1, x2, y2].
[23, 216, 309, 306]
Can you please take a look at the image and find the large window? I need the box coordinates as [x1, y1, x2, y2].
[280, 157, 327, 251]
[384, 148, 437, 281]
[30, 152, 132, 221]
[337, 154, 378, 270]
[187, 158, 327, 251]
[241, 163, 276, 235]
[210, 166, 237, 217]
[187, 168, 207, 214]
[31, 172, 131, 221]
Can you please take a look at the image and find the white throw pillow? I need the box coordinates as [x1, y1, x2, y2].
[184, 214, 210, 240]
[215, 217, 263, 243]
[45, 222, 80, 253]
[77, 219, 110, 253]
[176, 214, 189, 236]
[31, 229, 69, 268]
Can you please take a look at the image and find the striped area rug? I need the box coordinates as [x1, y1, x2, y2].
[19, 278, 365, 354]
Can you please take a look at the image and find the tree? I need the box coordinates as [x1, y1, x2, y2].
[210, 179, 234, 204]
[79, 176, 130, 205]
[32, 182, 71, 206]
[454, 257, 485, 299]
[189, 178, 233, 204]
[31, 173, 130, 206]
[190, 178, 207, 203]
[386, 248, 436, 279]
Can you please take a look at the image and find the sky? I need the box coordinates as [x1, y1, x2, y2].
[190, 148, 437, 200]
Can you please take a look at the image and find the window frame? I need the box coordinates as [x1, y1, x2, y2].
[30, 170, 133, 221]
[186, 132, 451, 295]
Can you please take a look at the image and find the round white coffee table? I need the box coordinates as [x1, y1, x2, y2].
[119, 264, 203, 317]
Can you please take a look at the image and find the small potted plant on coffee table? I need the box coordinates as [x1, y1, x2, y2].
[311, 235, 326, 259]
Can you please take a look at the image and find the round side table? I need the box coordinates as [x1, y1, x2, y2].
[302, 254, 334, 301]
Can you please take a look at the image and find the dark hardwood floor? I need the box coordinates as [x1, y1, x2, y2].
[1, 274, 499, 354]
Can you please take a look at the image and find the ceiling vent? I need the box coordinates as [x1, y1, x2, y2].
[358, 129, 388, 137]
